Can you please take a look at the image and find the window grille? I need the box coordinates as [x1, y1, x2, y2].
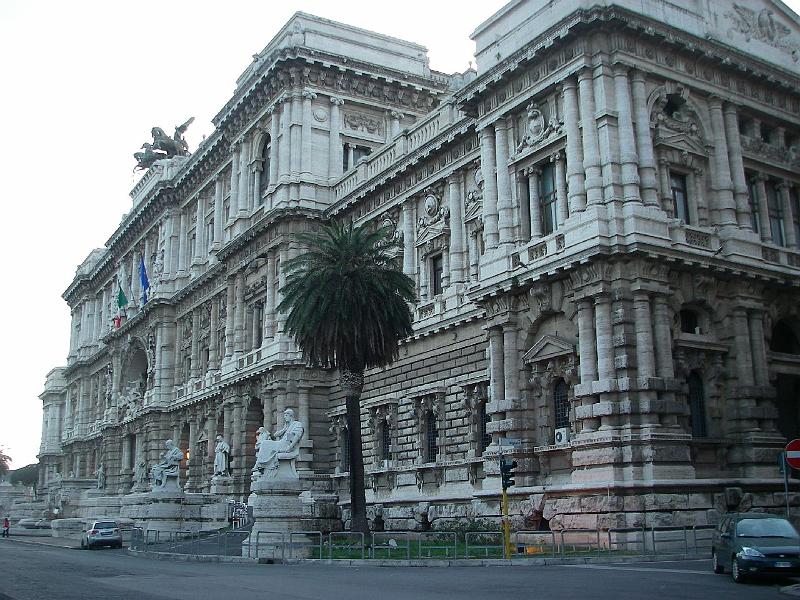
[478, 401, 491, 453]
[381, 422, 391, 461]
[554, 379, 570, 430]
[425, 411, 438, 462]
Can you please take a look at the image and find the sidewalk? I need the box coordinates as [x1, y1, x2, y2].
[1, 533, 78, 550]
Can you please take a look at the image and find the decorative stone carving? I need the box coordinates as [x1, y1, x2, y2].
[150, 439, 183, 493]
[727, 4, 799, 61]
[343, 111, 383, 135]
[252, 408, 304, 480]
[133, 456, 148, 490]
[516, 103, 560, 152]
[94, 463, 105, 490]
[134, 118, 194, 169]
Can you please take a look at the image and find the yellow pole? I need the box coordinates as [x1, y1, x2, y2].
[502, 488, 512, 559]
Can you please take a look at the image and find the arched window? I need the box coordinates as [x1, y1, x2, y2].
[680, 309, 700, 334]
[771, 319, 800, 354]
[554, 379, 570, 430]
[425, 410, 438, 463]
[260, 135, 271, 193]
[687, 371, 707, 437]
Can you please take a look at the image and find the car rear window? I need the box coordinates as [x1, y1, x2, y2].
[94, 522, 118, 529]
[737, 518, 799, 538]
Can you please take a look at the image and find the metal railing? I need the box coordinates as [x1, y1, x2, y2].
[128, 525, 716, 561]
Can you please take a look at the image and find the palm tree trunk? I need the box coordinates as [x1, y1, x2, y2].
[340, 369, 369, 535]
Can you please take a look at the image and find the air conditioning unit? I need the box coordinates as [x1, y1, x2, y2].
[554, 427, 570, 445]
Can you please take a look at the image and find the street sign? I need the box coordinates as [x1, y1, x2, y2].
[785, 439, 800, 469]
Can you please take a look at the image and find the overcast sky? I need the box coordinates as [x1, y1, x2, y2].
[1, 0, 799, 471]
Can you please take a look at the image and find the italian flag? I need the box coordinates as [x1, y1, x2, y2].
[115, 284, 128, 329]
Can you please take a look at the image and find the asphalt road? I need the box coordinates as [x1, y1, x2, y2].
[0, 540, 795, 600]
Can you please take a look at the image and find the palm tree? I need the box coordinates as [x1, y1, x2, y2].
[278, 220, 415, 534]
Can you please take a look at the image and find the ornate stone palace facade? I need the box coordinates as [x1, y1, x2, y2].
[37, 1, 800, 530]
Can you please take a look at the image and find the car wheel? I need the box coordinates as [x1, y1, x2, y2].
[732, 557, 746, 584]
[712, 550, 724, 574]
[80, 539, 85, 550]
[87, 542, 94, 550]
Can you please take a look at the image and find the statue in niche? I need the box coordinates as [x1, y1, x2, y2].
[252, 408, 304, 480]
[213, 435, 230, 477]
[134, 118, 195, 170]
[150, 439, 183, 491]
[94, 463, 105, 490]
[134, 457, 148, 488]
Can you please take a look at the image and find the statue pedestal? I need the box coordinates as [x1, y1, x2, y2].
[140, 490, 202, 534]
[209, 475, 233, 496]
[243, 476, 312, 559]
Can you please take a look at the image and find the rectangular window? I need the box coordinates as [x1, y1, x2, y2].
[670, 171, 690, 224]
[539, 163, 557, 235]
[747, 177, 760, 233]
[479, 402, 491, 454]
[766, 180, 786, 246]
[431, 254, 443, 296]
[342, 144, 372, 171]
[791, 187, 800, 245]
[425, 412, 438, 463]
[381, 424, 391, 462]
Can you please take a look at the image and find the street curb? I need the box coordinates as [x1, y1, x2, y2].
[1, 537, 78, 550]
[127, 549, 707, 567]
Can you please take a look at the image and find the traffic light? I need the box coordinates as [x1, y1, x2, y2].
[500, 458, 517, 490]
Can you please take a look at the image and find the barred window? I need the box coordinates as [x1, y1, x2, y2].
[425, 410, 438, 462]
[380, 422, 391, 462]
[478, 401, 491, 453]
[554, 379, 570, 430]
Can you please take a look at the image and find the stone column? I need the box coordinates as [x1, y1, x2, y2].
[495, 121, 514, 244]
[780, 182, 798, 248]
[229, 145, 240, 218]
[177, 211, 188, 278]
[252, 164, 262, 208]
[553, 151, 569, 226]
[276, 247, 288, 333]
[613, 66, 641, 203]
[251, 303, 262, 349]
[237, 140, 250, 216]
[447, 173, 464, 284]
[657, 154, 673, 216]
[479, 125, 500, 248]
[194, 196, 206, 265]
[562, 78, 586, 212]
[301, 90, 316, 177]
[209, 297, 219, 371]
[630, 70, 659, 206]
[632, 292, 656, 378]
[212, 178, 223, 251]
[749, 311, 769, 387]
[263, 253, 276, 342]
[268, 107, 280, 190]
[723, 103, 752, 229]
[187, 419, 198, 490]
[130, 252, 140, 307]
[469, 231, 479, 282]
[402, 201, 416, 277]
[755, 173, 772, 243]
[231, 401, 244, 482]
[262, 387, 274, 431]
[502, 323, 519, 400]
[290, 92, 302, 178]
[652, 295, 674, 379]
[577, 299, 598, 384]
[708, 97, 737, 226]
[233, 272, 246, 356]
[278, 97, 291, 201]
[390, 111, 403, 138]
[223, 277, 235, 360]
[488, 327, 505, 402]
[578, 68, 603, 205]
[733, 308, 754, 387]
[595, 295, 614, 380]
[527, 168, 542, 239]
[190, 309, 201, 380]
[298, 385, 310, 441]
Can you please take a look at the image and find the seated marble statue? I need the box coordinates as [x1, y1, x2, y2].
[150, 439, 183, 490]
[252, 408, 304, 479]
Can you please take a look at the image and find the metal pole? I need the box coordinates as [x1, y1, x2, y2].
[502, 488, 512, 559]
[781, 451, 790, 519]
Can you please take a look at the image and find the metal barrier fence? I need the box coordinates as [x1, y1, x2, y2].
[128, 525, 716, 561]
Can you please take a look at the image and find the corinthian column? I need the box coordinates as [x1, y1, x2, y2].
[562, 78, 586, 212]
[613, 66, 641, 203]
[237, 140, 250, 216]
[754, 173, 772, 243]
[212, 178, 223, 253]
[233, 272, 246, 356]
[495, 122, 514, 244]
[447, 173, 464, 284]
[229, 145, 240, 218]
[652, 295, 674, 379]
[488, 327, 505, 402]
[779, 182, 797, 247]
[733, 308, 754, 387]
[723, 103, 751, 229]
[595, 295, 614, 380]
[630, 70, 659, 206]
[749, 311, 768, 387]
[328, 97, 344, 181]
[301, 90, 316, 177]
[268, 106, 280, 191]
[209, 297, 219, 371]
[708, 97, 737, 226]
[527, 168, 542, 239]
[632, 292, 655, 378]
[402, 201, 416, 277]
[479, 125, 499, 248]
[578, 68, 603, 205]
[223, 277, 235, 360]
[577, 299, 597, 383]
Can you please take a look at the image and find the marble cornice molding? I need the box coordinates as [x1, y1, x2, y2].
[456, 6, 800, 120]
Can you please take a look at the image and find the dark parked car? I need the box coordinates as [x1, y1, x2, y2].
[712, 513, 800, 583]
[80, 520, 123, 550]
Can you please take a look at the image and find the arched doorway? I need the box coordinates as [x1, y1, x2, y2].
[771, 319, 800, 441]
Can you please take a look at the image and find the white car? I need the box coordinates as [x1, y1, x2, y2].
[80, 520, 123, 549]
